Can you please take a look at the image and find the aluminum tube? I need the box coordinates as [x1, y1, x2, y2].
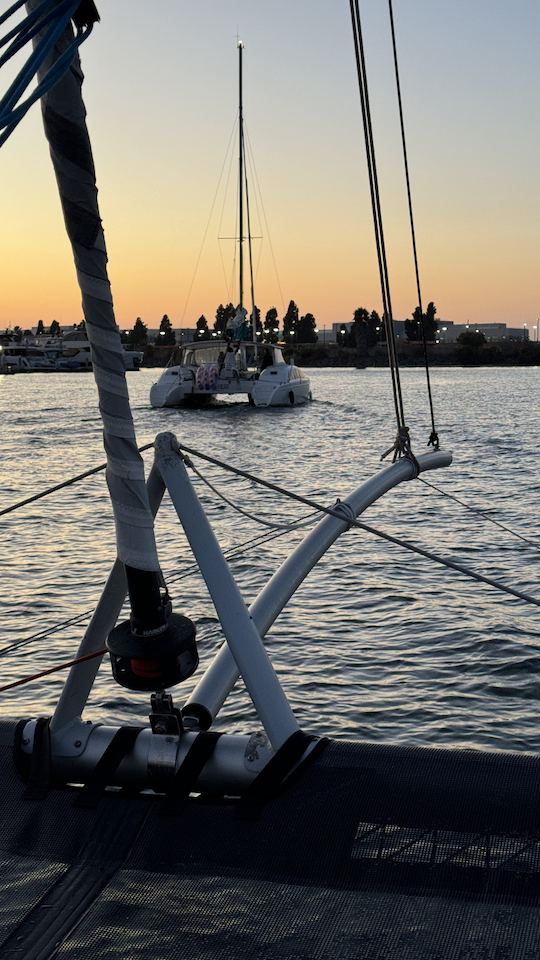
[50, 464, 165, 734]
[155, 433, 299, 751]
[23, 722, 272, 793]
[27, 2, 159, 572]
[186, 450, 452, 720]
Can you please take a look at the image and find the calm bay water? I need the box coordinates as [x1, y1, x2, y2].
[1, 366, 539, 752]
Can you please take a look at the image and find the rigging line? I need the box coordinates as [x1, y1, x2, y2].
[0, 512, 313, 658]
[217, 117, 239, 239]
[217, 238, 233, 305]
[189, 460, 319, 530]
[0, 0, 92, 147]
[349, 0, 406, 440]
[1, 0, 64, 54]
[349, 2, 395, 398]
[0, 442, 155, 518]
[175, 440, 540, 610]
[417, 477, 540, 550]
[0, 611, 93, 657]
[351, 516, 540, 609]
[0, 648, 106, 694]
[244, 124, 286, 314]
[229, 226, 238, 305]
[388, 0, 438, 449]
[179, 116, 238, 326]
[243, 127, 263, 241]
[0, 0, 28, 28]
[216, 117, 240, 301]
[242, 135, 257, 332]
[243, 133, 266, 291]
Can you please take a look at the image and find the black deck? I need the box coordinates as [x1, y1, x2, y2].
[1, 719, 540, 958]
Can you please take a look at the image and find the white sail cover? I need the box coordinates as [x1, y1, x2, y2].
[27, 1, 159, 571]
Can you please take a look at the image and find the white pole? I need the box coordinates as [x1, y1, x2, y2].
[154, 432, 299, 750]
[185, 450, 452, 722]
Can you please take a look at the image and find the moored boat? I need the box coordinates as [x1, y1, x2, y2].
[150, 40, 311, 411]
[150, 339, 311, 408]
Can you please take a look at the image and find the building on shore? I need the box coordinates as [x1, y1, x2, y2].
[436, 321, 530, 342]
[327, 320, 532, 344]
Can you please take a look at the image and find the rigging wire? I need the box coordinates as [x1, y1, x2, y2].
[3, 445, 539, 684]
[175, 440, 540, 611]
[0, 648, 106, 694]
[179, 117, 238, 327]
[244, 124, 286, 315]
[2, 443, 539, 669]
[217, 116, 241, 303]
[0, 501, 315, 658]
[242, 131, 257, 334]
[3, 434, 538, 605]
[242, 127, 265, 289]
[0, 611, 93, 658]
[0, 442, 154, 518]
[189, 459, 319, 530]
[388, 0, 439, 449]
[418, 477, 540, 550]
[349, 0, 407, 453]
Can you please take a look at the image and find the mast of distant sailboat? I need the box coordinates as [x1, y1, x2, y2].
[237, 39, 258, 351]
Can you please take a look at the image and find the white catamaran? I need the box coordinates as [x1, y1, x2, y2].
[150, 42, 311, 410]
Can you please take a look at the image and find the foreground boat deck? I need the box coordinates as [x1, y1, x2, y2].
[1, 718, 540, 958]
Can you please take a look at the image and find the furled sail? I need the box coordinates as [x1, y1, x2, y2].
[26, 0, 159, 572]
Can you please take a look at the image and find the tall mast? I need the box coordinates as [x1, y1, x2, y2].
[238, 39, 244, 311]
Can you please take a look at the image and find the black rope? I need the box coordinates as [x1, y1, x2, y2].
[174, 441, 540, 610]
[388, 0, 439, 450]
[0, 500, 314, 659]
[418, 477, 540, 550]
[0, 441, 154, 518]
[349, 0, 407, 454]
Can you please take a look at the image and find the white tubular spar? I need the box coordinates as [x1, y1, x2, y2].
[154, 433, 300, 751]
[185, 449, 452, 722]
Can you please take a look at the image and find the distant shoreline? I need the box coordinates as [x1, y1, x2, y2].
[142, 341, 540, 369]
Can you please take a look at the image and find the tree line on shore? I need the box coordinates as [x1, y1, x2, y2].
[3, 318, 82, 340]
[120, 300, 441, 348]
[3, 300, 441, 347]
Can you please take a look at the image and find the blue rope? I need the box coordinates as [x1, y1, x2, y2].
[0, 0, 93, 147]
[0, 0, 28, 29]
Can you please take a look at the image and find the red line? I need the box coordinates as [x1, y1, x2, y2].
[0, 648, 107, 693]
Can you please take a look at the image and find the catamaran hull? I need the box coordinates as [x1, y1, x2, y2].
[251, 379, 311, 407]
[149, 347, 312, 410]
[150, 380, 213, 408]
[150, 377, 311, 409]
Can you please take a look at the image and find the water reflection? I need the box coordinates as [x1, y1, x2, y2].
[1, 366, 539, 752]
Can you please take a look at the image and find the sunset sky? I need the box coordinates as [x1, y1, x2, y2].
[0, 0, 538, 333]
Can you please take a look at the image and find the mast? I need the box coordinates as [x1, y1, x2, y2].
[238, 40, 257, 351]
[238, 39, 244, 311]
